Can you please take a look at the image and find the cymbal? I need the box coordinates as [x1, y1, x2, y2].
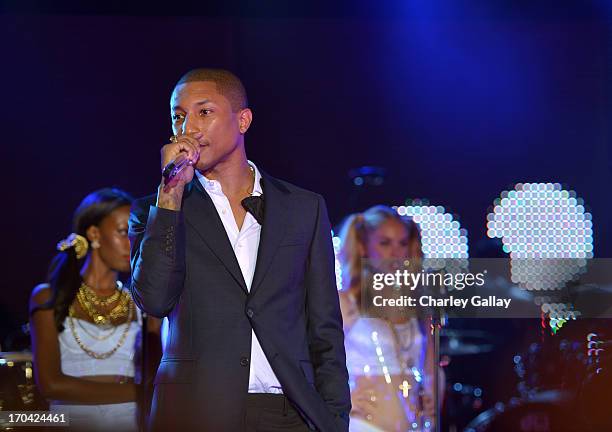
[0, 351, 32, 363]
[440, 340, 494, 356]
[440, 329, 495, 356]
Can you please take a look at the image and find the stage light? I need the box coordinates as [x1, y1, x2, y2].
[487, 183, 593, 260]
[395, 204, 469, 259]
[486, 183, 593, 329]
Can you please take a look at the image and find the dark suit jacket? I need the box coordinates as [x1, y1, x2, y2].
[129, 171, 351, 431]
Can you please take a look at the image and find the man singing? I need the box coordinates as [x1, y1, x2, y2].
[129, 69, 350, 431]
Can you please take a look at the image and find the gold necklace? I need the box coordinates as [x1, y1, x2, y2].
[68, 301, 134, 359]
[75, 283, 131, 327]
[76, 318, 118, 341]
[80, 282, 121, 307]
[245, 165, 256, 195]
[76, 289, 130, 327]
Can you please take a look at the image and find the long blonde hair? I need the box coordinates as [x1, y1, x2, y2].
[338, 205, 422, 305]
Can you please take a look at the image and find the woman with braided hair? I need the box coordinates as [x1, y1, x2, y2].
[29, 188, 152, 432]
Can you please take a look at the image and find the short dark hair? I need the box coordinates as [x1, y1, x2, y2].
[174, 68, 248, 112]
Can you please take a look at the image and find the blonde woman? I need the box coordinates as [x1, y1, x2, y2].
[338, 205, 441, 432]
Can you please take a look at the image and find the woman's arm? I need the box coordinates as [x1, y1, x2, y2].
[338, 290, 360, 333]
[29, 285, 138, 405]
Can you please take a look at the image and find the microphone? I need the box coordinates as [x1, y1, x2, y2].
[162, 152, 193, 184]
[162, 135, 197, 184]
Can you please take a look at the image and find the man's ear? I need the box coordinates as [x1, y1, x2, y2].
[238, 108, 253, 134]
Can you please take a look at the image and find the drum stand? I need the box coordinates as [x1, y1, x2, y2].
[426, 273, 447, 432]
[431, 311, 444, 432]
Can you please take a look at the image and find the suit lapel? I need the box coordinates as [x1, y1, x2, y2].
[250, 173, 289, 297]
[183, 178, 248, 295]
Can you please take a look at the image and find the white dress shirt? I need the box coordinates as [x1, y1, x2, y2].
[195, 161, 283, 394]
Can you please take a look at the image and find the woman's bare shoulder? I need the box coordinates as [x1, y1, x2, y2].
[30, 283, 52, 307]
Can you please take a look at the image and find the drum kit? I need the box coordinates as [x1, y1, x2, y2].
[453, 322, 610, 432]
[428, 268, 612, 432]
[0, 351, 47, 429]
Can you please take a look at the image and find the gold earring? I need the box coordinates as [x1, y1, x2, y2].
[91, 240, 100, 249]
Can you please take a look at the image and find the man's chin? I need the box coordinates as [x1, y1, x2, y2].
[194, 162, 209, 173]
[195, 158, 220, 174]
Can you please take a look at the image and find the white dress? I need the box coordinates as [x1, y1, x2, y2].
[341, 293, 429, 432]
[49, 309, 141, 432]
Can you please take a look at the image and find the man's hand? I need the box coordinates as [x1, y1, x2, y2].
[157, 132, 201, 210]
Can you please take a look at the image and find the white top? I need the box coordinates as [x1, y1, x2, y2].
[341, 293, 424, 377]
[57, 307, 141, 378]
[195, 161, 283, 394]
[344, 317, 424, 377]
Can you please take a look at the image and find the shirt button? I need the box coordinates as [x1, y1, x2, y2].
[240, 357, 250, 367]
[246, 308, 254, 318]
